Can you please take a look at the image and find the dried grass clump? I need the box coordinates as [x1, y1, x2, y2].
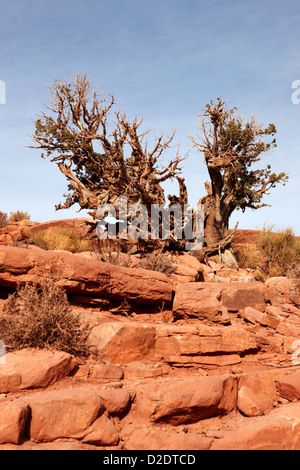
[138, 253, 176, 275]
[235, 245, 261, 270]
[97, 245, 132, 267]
[9, 210, 31, 222]
[0, 211, 8, 228]
[257, 225, 300, 278]
[30, 228, 91, 253]
[1, 278, 91, 357]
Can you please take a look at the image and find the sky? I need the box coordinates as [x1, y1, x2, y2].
[0, 0, 299, 234]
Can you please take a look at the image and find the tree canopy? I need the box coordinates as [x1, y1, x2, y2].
[30, 76, 289, 260]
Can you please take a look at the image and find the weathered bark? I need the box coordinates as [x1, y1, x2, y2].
[189, 98, 288, 265]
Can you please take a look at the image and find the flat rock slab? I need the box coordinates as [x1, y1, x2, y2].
[172, 283, 223, 321]
[0, 245, 172, 306]
[0, 348, 75, 392]
[88, 321, 261, 364]
[212, 403, 300, 450]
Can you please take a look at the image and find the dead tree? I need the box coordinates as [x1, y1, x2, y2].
[29, 74, 188, 249]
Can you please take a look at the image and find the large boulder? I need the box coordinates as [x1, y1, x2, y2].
[0, 349, 75, 393]
[0, 245, 172, 306]
[88, 322, 157, 363]
[0, 402, 30, 445]
[172, 281, 268, 320]
[172, 283, 223, 321]
[18, 387, 104, 442]
[220, 282, 266, 312]
[134, 374, 237, 425]
[276, 371, 300, 401]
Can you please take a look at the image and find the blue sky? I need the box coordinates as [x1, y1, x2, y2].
[0, 0, 299, 234]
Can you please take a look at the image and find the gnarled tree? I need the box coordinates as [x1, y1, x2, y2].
[29, 74, 188, 248]
[189, 98, 288, 264]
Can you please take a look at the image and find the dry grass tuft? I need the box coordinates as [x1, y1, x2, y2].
[9, 210, 31, 222]
[1, 278, 91, 357]
[0, 211, 8, 228]
[257, 225, 300, 278]
[30, 228, 91, 253]
[138, 253, 176, 275]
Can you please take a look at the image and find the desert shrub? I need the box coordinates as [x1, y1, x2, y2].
[235, 245, 261, 270]
[0, 211, 8, 228]
[1, 278, 91, 356]
[257, 225, 300, 278]
[97, 245, 132, 267]
[138, 253, 176, 275]
[30, 228, 91, 253]
[9, 210, 31, 222]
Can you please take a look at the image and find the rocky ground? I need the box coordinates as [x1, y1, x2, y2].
[0, 219, 300, 450]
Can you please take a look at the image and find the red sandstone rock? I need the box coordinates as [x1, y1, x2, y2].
[242, 306, 280, 329]
[122, 425, 212, 450]
[83, 412, 119, 446]
[134, 374, 237, 425]
[2, 349, 75, 391]
[0, 245, 172, 306]
[212, 403, 300, 450]
[0, 403, 30, 444]
[0, 221, 40, 246]
[264, 277, 300, 307]
[22, 387, 104, 442]
[221, 283, 266, 311]
[0, 367, 22, 394]
[89, 321, 260, 365]
[154, 324, 259, 358]
[89, 363, 124, 381]
[89, 322, 157, 363]
[276, 371, 300, 401]
[172, 283, 223, 321]
[97, 388, 131, 416]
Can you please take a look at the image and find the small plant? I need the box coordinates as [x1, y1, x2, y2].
[30, 228, 91, 253]
[97, 245, 132, 267]
[9, 210, 31, 222]
[138, 253, 176, 275]
[0, 211, 8, 228]
[1, 278, 91, 356]
[235, 245, 261, 270]
[257, 224, 300, 278]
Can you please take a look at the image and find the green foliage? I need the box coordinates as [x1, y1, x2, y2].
[257, 225, 300, 277]
[2, 278, 91, 356]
